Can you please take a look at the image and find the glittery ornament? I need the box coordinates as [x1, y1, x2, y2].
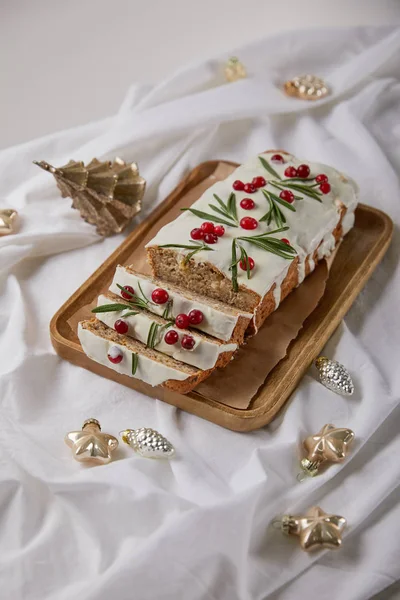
[298, 424, 355, 479]
[224, 57, 247, 82]
[65, 418, 119, 465]
[34, 157, 145, 236]
[0, 209, 18, 236]
[273, 506, 346, 552]
[315, 357, 354, 396]
[284, 74, 328, 101]
[120, 428, 175, 458]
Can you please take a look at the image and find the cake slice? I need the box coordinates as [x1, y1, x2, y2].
[146, 150, 358, 330]
[78, 319, 211, 393]
[109, 266, 252, 343]
[92, 293, 237, 370]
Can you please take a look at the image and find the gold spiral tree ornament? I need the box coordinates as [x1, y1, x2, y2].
[34, 157, 146, 236]
[284, 74, 329, 101]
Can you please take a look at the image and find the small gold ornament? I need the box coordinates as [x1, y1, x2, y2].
[65, 418, 119, 465]
[298, 424, 355, 479]
[284, 74, 328, 101]
[224, 57, 247, 82]
[315, 356, 354, 396]
[0, 209, 18, 236]
[274, 506, 346, 552]
[120, 428, 175, 459]
[34, 157, 146, 236]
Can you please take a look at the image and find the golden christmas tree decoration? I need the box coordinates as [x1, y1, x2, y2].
[65, 418, 119, 465]
[34, 157, 146, 236]
[274, 506, 346, 552]
[0, 209, 18, 236]
[315, 356, 354, 395]
[224, 57, 247, 82]
[284, 74, 329, 101]
[298, 424, 355, 479]
[120, 428, 175, 459]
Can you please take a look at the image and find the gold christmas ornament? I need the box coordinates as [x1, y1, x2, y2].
[34, 157, 145, 236]
[284, 74, 329, 101]
[120, 428, 175, 459]
[298, 424, 355, 480]
[315, 356, 354, 396]
[274, 506, 346, 552]
[224, 57, 247, 82]
[0, 209, 18, 236]
[65, 418, 119, 465]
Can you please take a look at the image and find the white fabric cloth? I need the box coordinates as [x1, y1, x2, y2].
[1, 26, 400, 600]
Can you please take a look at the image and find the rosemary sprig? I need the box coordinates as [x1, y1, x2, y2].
[181, 207, 237, 228]
[237, 234, 297, 260]
[238, 244, 252, 280]
[209, 192, 239, 226]
[146, 322, 159, 349]
[162, 302, 172, 320]
[259, 156, 282, 180]
[230, 239, 239, 293]
[131, 353, 139, 375]
[92, 303, 134, 314]
[270, 180, 322, 202]
[259, 189, 296, 228]
[159, 240, 214, 263]
[116, 284, 148, 310]
[123, 311, 140, 318]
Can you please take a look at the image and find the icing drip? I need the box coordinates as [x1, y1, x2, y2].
[78, 324, 191, 387]
[308, 256, 315, 273]
[317, 233, 336, 260]
[342, 211, 355, 235]
[272, 263, 290, 309]
[95, 294, 237, 370]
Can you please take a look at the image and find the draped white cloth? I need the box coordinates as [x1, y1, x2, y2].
[1, 26, 400, 600]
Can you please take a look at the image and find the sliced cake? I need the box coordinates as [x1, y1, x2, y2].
[92, 292, 237, 370]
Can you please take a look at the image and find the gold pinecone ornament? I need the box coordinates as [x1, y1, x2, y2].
[34, 157, 146, 236]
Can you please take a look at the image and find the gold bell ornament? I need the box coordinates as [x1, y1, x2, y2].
[273, 506, 346, 552]
[224, 57, 247, 82]
[315, 356, 354, 396]
[298, 424, 355, 480]
[0, 209, 18, 236]
[284, 74, 329, 101]
[120, 428, 175, 459]
[65, 418, 119, 465]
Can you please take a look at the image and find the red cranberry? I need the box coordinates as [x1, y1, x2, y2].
[279, 190, 295, 203]
[240, 198, 255, 210]
[188, 309, 204, 325]
[271, 154, 284, 163]
[284, 166, 298, 178]
[232, 180, 245, 191]
[164, 330, 179, 345]
[120, 285, 135, 300]
[240, 216, 258, 230]
[297, 164, 310, 178]
[108, 346, 123, 364]
[315, 173, 328, 183]
[243, 183, 256, 194]
[175, 314, 190, 329]
[201, 221, 215, 234]
[214, 225, 225, 237]
[204, 233, 218, 244]
[320, 182, 331, 194]
[281, 238, 290, 245]
[252, 176, 266, 188]
[191, 228, 204, 240]
[239, 257, 255, 271]
[151, 288, 169, 304]
[114, 319, 128, 334]
[181, 335, 195, 350]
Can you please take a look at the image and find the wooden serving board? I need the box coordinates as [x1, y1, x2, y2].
[50, 160, 393, 431]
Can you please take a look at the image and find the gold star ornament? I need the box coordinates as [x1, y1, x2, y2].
[0, 209, 18, 236]
[299, 424, 355, 479]
[278, 506, 347, 552]
[65, 418, 118, 465]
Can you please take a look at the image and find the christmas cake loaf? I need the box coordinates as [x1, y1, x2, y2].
[92, 292, 237, 370]
[146, 151, 358, 330]
[78, 319, 212, 393]
[109, 266, 252, 343]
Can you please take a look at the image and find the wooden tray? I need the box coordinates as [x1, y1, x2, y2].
[50, 160, 393, 431]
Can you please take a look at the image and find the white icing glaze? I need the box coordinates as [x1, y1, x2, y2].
[308, 256, 315, 273]
[78, 324, 191, 386]
[109, 266, 250, 342]
[146, 151, 358, 298]
[95, 295, 237, 370]
[317, 232, 336, 259]
[341, 211, 355, 235]
[272, 263, 290, 309]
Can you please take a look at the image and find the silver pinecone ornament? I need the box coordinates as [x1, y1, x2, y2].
[315, 357, 354, 396]
[120, 428, 175, 458]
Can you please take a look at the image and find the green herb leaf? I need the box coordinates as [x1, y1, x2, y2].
[122, 311, 139, 318]
[181, 207, 237, 227]
[146, 322, 159, 349]
[115, 284, 148, 310]
[239, 245, 251, 280]
[131, 353, 139, 376]
[209, 204, 233, 219]
[259, 156, 282, 180]
[270, 181, 322, 202]
[227, 192, 238, 221]
[116, 284, 135, 300]
[91, 303, 132, 314]
[230, 239, 239, 292]
[267, 190, 297, 212]
[238, 236, 296, 259]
